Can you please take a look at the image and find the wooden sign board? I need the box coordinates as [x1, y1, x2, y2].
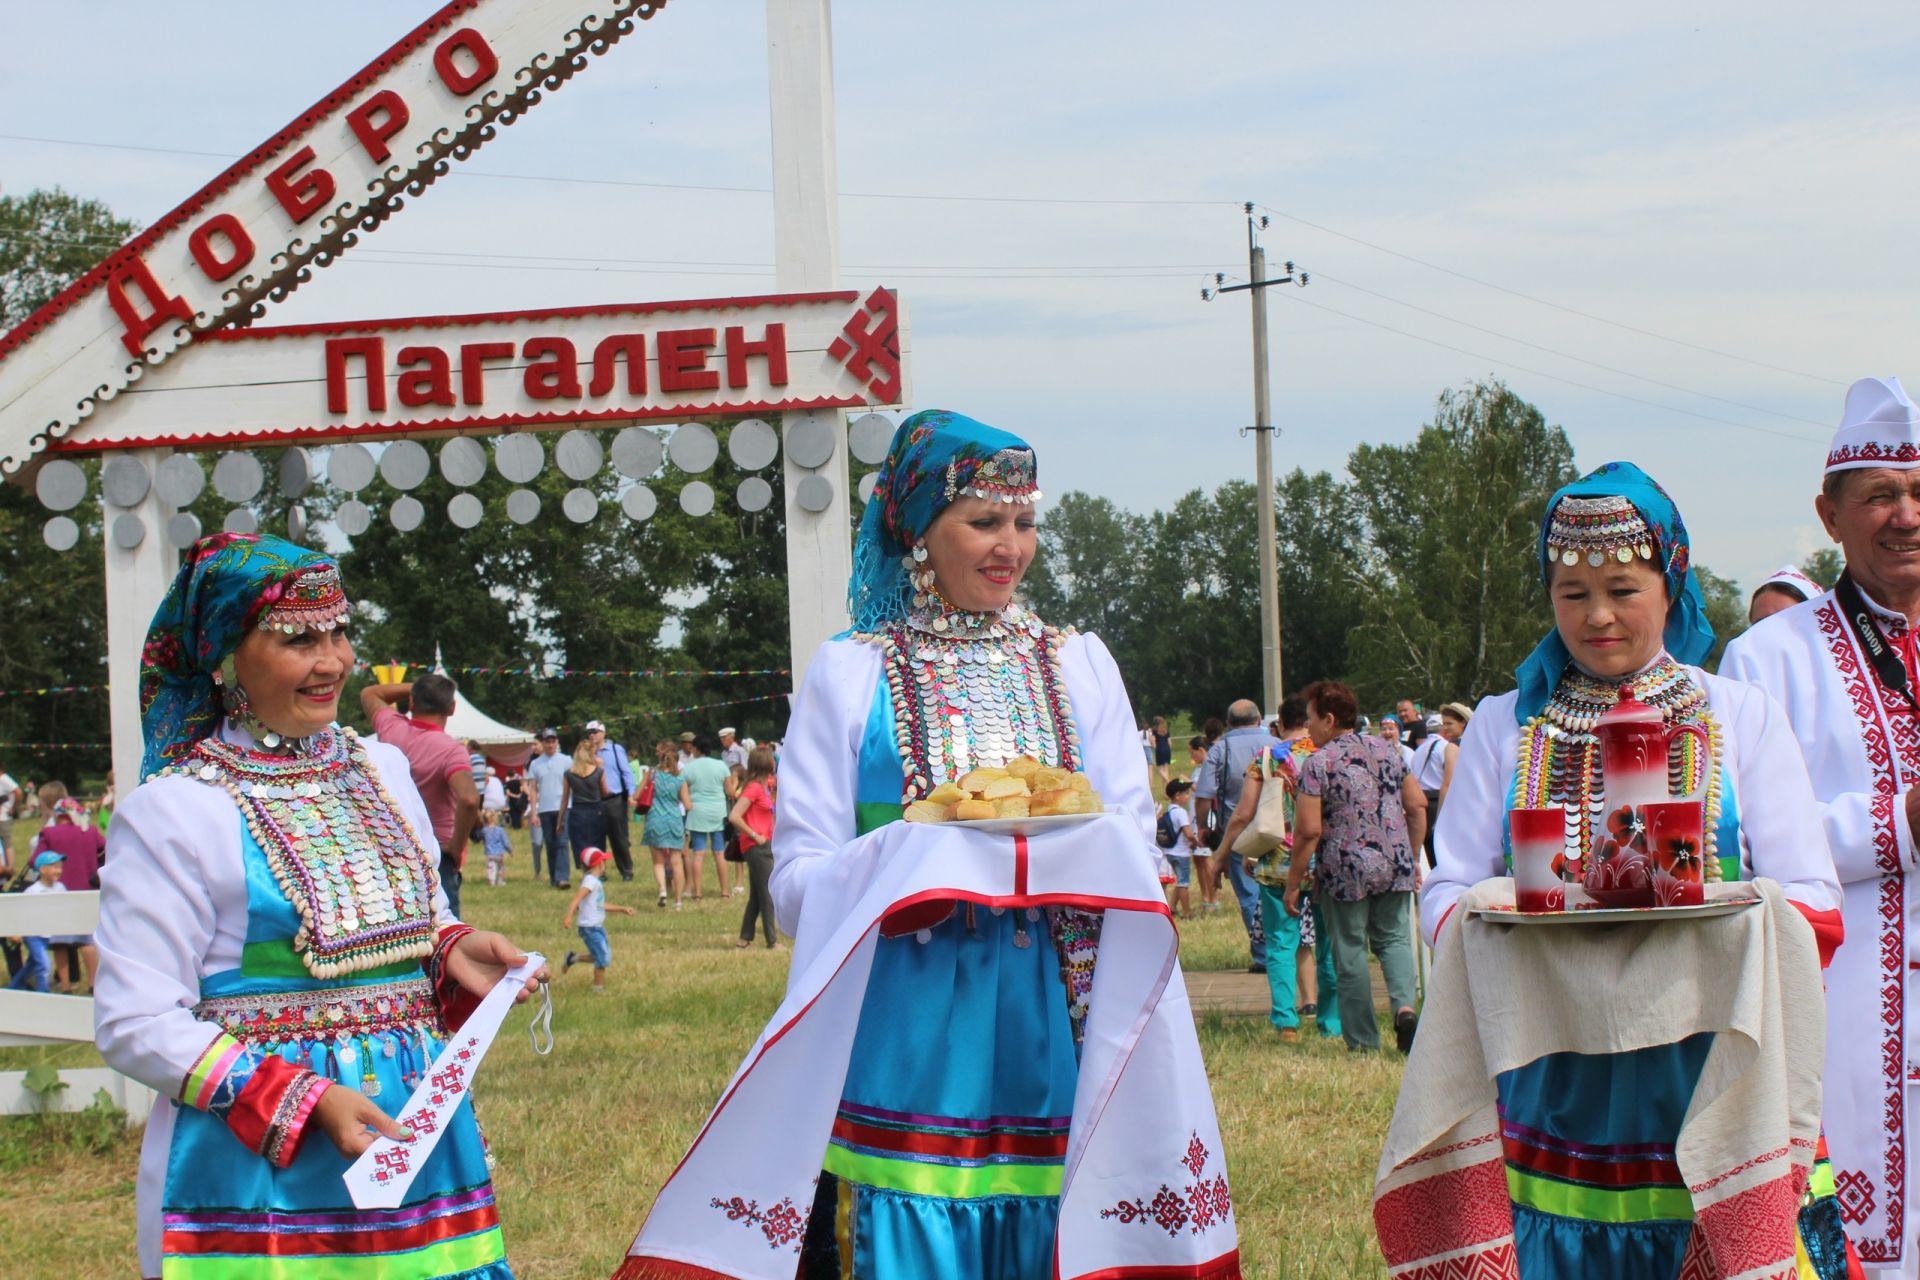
[0, 0, 669, 474]
[49, 288, 908, 452]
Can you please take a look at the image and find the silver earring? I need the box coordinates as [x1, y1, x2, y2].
[911, 543, 929, 563]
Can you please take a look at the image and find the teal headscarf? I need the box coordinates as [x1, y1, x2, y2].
[1513, 461, 1714, 720]
[139, 532, 338, 779]
[848, 409, 1039, 631]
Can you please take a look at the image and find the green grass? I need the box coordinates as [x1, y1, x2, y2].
[0, 820, 1400, 1279]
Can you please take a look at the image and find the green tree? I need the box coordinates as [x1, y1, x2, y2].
[1801, 547, 1843, 589]
[1342, 380, 1579, 708]
[1274, 467, 1365, 691]
[0, 188, 138, 328]
[1693, 564, 1747, 670]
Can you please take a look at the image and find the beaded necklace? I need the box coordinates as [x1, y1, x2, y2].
[1511, 655, 1723, 879]
[158, 727, 440, 977]
[860, 593, 1081, 803]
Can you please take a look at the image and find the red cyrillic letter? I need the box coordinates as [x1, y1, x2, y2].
[346, 89, 411, 165]
[434, 28, 500, 96]
[522, 337, 582, 400]
[325, 337, 387, 415]
[106, 256, 195, 357]
[658, 328, 720, 393]
[724, 323, 789, 390]
[187, 213, 256, 283]
[266, 146, 338, 224]
[395, 345, 455, 407]
[588, 334, 649, 397]
[460, 341, 517, 405]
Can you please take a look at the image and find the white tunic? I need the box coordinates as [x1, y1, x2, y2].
[1424, 665, 1842, 944]
[1723, 590, 1918, 1272]
[92, 723, 451, 1277]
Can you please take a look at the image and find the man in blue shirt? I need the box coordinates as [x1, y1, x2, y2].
[1194, 698, 1271, 973]
[525, 727, 573, 887]
[588, 719, 638, 881]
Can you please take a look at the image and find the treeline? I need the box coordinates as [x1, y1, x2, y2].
[1024, 380, 1784, 724]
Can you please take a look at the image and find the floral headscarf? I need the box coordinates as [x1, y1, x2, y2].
[848, 409, 1040, 631]
[139, 533, 341, 779]
[1514, 461, 1715, 720]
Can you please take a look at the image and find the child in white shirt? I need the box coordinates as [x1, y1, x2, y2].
[562, 848, 635, 993]
[7, 851, 65, 992]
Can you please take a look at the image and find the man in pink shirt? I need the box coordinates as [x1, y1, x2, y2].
[360, 672, 480, 915]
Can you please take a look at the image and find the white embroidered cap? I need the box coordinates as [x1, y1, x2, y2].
[1825, 376, 1920, 474]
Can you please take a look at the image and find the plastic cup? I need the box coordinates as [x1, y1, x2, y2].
[1510, 806, 1567, 912]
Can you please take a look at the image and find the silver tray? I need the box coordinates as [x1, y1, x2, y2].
[1471, 897, 1761, 925]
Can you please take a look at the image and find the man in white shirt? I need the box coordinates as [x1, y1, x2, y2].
[718, 728, 748, 772]
[525, 728, 572, 888]
[1721, 375, 1918, 1275]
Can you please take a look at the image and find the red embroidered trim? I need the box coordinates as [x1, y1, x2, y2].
[1098, 1133, 1233, 1238]
[706, 1194, 804, 1252]
[1828, 442, 1920, 470]
[1688, 1144, 1788, 1196]
[1066, 1253, 1244, 1280]
[268, 1073, 332, 1169]
[222, 1055, 323, 1165]
[1374, 1155, 1514, 1267]
[1388, 1244, 1518, 1280]
[1816, 599, 1909, 1257]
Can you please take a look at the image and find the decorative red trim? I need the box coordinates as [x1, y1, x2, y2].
[0, 1, 487, 369]
[611, 1257, 737, 1280]
[165, 1201, 500, 1257]
[194, 291, 864, 342]
[1015, 833, 1030, 897]
[429, 924, 481, 1033]
[1828, 442, 1920, 471]
[50, 394, 875, 455]
[221, 1054, 318, 1160]
[1062, 1251, 1243, 1279]
[1816, 598, 1909, 1260]
[272, 1073, 332, 1169]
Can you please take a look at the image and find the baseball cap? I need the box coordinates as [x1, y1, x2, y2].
[538, 727, 558, 740]
[580, 847, 612, 868]
[32, 851, 66, 870]
[585, 719, 606, 733]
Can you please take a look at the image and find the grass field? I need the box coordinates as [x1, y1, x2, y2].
[0, 820, 1404, 1279]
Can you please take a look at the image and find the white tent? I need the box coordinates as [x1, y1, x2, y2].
[434, 649, 537, 770]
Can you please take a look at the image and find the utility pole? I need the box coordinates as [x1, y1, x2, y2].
[1204, 204, 1307, 716]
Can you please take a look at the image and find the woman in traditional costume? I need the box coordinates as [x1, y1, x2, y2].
[1415, 463, 1852, 1276]
[95, 533, 542, 1280]
[614, 411, 1239, 1280]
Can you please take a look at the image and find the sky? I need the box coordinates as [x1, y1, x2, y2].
[2, 2, 1916, 591]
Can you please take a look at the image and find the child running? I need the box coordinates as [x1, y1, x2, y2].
[480, 808, 511, 885]
[563, 847, 635, 993]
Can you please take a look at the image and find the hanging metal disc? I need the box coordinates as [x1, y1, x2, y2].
[737, 477, 773, 513]
[562, 487, 600, 523]
[223, 507, 259, 535]
[728, 418, 780, 470]
[213, 453, 265, 503]
[678, 481, 715, 517]
[101, 455, 152, 508]
[621, 485, 656, 521]
[849, 413, 895, 465]
[166, 512, 204, 549]
[42, 516, 79, 551]
[154, 455, 207, 506]
[278, 447, 313, 500]
[286, 505, 308, 544]
[108, 513, 146, 549]
[35, 458, 88, 512]
[327, 443, 377, 492]
[858, 471, 880, 503]
[611, 426, 665, 478]
[506, 489, 543, 525]
[555, 430, 604, 481]
[380, 440, 431, 490]
[494, 434, 544, 484]
[390, 496, 425, 532]
[336, 500, 372, 536]
[795, 475, 834, 513]
[667, 422, 719, 473]
[439, 437, 487, 488]
[448, 493, 484, 528]
[786, 418, 837, 469]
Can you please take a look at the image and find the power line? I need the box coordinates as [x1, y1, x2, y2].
[1254, 202, 1846, 388]
[1309, 270, 1833, 429]
[1275, 290, 1828, 446]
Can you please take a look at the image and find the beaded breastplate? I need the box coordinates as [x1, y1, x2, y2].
[860, 600, 1081, 802]
[157, 728, 439, 977]
[1511, 656, 1724, 878]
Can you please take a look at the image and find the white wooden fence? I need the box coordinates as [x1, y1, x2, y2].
[0, 889, 153, 1124]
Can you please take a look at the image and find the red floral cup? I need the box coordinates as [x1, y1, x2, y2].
[1643, 800, 1707, 906]
[1510, 806, 1567, 912]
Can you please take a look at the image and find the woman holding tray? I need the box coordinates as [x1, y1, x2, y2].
[93, 533, 543, 1280]
[1419, 463, 1849, 1276]
[614, 412, 1239, 1280]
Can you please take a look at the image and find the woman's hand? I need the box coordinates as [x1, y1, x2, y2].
[1282, 885, 1303, 918]
[312, 1082, 412, 1159]
[445, 929, 549, 1003]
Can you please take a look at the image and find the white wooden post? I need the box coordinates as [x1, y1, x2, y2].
[105, 449, 179, 791]
[768, 0, 850, 685]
